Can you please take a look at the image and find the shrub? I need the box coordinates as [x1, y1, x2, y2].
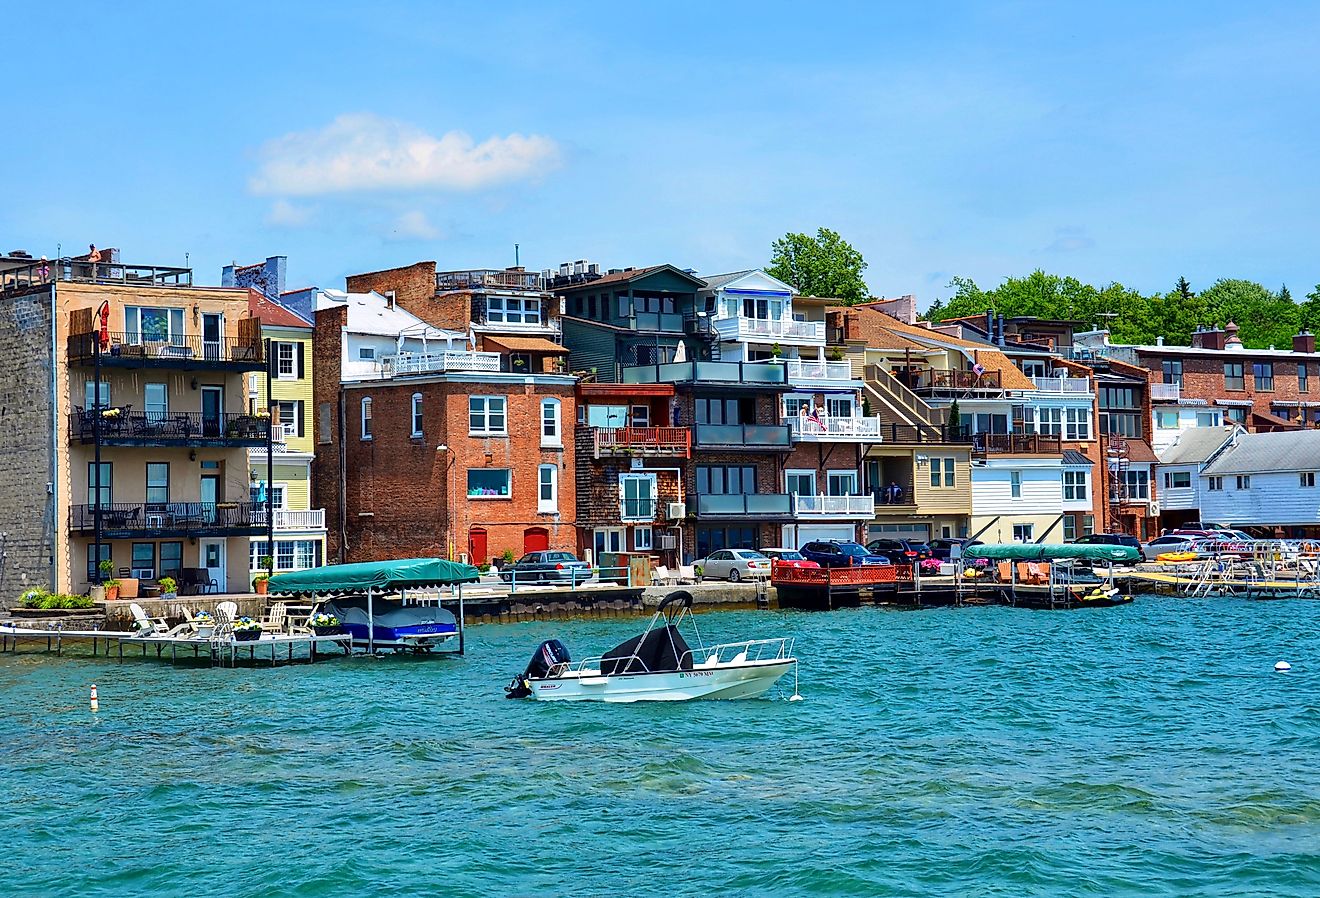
[500, 549, 515, 566]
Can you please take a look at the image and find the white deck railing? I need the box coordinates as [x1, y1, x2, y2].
[793, 495, 875, 517]
[1150, 382, 1181, 401]
[388, 351, 502, 375]
[1031, 376, 1091, 393]
[273, 509, 326, 530]
[712, 317, 825, 342]
[788, 416, 883, 440]
[783, 359, 855, 383]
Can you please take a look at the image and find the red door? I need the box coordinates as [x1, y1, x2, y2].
[523, 527, 549, 554]
[468, 528, 488, 565]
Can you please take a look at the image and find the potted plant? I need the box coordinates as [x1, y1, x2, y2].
[232, 616, 263, 642]
[98, 558, 115, 580]
[158, 576, 178, 599]
[252, 572, 270, 595]
[103, 579, 121, 601]
[193, 610, 214, 638]
[770, 343, 783, 359]
[309, 612, 343, 636]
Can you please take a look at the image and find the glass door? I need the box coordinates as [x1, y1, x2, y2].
[202, 312, 223, 360]
[201, 386, 223, 438]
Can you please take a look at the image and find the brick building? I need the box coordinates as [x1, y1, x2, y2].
[312, 292, 576, 566]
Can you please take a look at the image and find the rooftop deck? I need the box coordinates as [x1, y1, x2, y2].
[1, 258, 192, 295]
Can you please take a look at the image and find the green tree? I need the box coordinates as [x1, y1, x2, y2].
[1199, 279, 1300, 349]
[768, 228, 869, 304]
[1300, 285, 1320, 332]
[1175, 276, 1194, 303]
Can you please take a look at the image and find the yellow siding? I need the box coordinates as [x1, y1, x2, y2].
[912, 449, 973, 515]
[258, 327, 315, 455]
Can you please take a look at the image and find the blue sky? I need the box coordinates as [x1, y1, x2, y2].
[4, 0, 1319, 307]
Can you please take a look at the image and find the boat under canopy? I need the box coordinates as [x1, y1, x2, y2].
[267, 558, 480, 595]
[963, 543, 1140, 564]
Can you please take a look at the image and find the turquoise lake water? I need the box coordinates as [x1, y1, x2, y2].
[3, 596, 1319, 897]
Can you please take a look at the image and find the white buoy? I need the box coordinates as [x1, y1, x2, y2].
[1275, 661, 1292, 672]
[788, 694, 804, 702]
[89, 683, 99, 712]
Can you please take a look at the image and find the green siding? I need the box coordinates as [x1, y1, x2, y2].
[562, 318, 620, 378]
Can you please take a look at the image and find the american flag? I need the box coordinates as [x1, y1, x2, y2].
[972, 362, 986, 377]
[807, 407, 824, 429]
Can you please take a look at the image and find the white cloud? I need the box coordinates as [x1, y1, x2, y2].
[250, 114, 559, 196]
[264, 198, 314, 227]
[389, 210, 442, 241]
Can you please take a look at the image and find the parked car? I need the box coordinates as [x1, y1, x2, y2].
[800, 540, 893, 568]
[928, 538, 983, 561]
[498, 551, 592, 584]
[866, 538, 933, 561]
[1071, 533, 1142, 550]
[695, 549, 771, 582]
[759, 548, 820, 570]
[1141, 535, 1198, 561]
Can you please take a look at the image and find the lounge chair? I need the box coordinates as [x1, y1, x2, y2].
[259, 601, 288, 635]
[677, 565, 697, 584]
[216, 601, 239, 622]
[129, 602, 170, 636]
[652, 565, 672, 586]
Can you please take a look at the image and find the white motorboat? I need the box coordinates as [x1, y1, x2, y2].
[505, 591, 799, 702]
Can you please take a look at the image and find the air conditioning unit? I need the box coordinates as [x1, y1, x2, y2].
[667, 502, 686, 519]
[1148, 500, 1161, 516]
[658, 534, 677, 550]
[132, 568, 155, 580]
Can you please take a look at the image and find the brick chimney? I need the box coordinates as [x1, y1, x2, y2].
[1294, 330, 1316, 353]
[1194, 325, 1225, 351]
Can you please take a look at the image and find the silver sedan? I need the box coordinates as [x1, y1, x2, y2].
[695, 549, 772, 582]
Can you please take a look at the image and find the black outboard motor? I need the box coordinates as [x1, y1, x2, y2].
[505, 638, 571, 698]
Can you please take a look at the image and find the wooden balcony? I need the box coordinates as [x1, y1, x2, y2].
[910, 369, 1003, 393]
[592, 426, 691, 459]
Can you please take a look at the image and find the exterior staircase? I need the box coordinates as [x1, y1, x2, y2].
[863, 364, 945, 433]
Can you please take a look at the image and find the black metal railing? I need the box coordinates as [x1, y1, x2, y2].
[70, 502, 265, 535]
[880, 423, 973, 444]
[70, 409, 272, 444]
[1, 259, 192, 295]
[67, 332, 264, 366]
[694, 423, 792, 448]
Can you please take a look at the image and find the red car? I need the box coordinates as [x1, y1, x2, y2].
[760, 548, 821, 571]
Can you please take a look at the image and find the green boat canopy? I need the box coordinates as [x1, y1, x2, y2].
[267, 558, 481, 596]
[963, 543, 1140, 563]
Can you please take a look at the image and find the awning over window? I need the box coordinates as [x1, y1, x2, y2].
[485, 336, 569, 354]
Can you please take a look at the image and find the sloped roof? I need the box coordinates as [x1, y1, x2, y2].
[1061, 449, 1093, 466]
[1202, 429, 1320, 475]
[557, 264, 704, 292]
[968, 348, 1039, 391]
[248, 291, 311, 329]
[484, 335, 568, 354]
[315, 289, 462, 340]
[700, 270, 756, 291]
[1121, 438, 1159, 464]
[1157, 426, 1240, 466]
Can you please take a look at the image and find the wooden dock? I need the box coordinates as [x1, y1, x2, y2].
[0, 623, 352, 667]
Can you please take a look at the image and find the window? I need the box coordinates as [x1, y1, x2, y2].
[144, 383, 168, 422]
[1224, 406, 1247, 424]
[275, 401, 302, 437]
[786, 470, 816, 496]
[1156, 410, 1180, 429]
[827, 470, 858, 496]
[487, 296, 541, 325]
[276, 540, 296, 571]
[1208, 476, 1224, 491]
[1301, 364, 1310, 393]
[249, 482, 286, 510]
[1063, 516, 1077, 542]
[276, 342, 296, 378]
[87, 462, 111, 507]
[697, 465, 756, 494]
[1236, 475, 1251, 490]
[1224, 361, 1244, 390]
[125, 306, 184, 344]
[696, 397, 745, 425]
[593, 528, 624, 557]
[1010, 471, 1022, 499]
[86, 544, 111, 581]
[468, 469, 511, 498]
[784, 396, 813, 418]
[1081, 515, 1095, 536]
[251, 539, 321, 571]
[85, 380, 110, 410]
[145, 462, 170, 505]
[930, 457, 956, 488]
[1065, 407, 1091, 440]
[1101, 411, 1142, 438]
[1163, 471, 1192, 489]
[1063, 470, 1088, 501]
[826, 397, 855, 419]
[538, 464, 558, 513]
[633, 527, 653, 551]
[1035, 407, 1062, 437]
[586, 405, 628, 428]
[1302, 472, 1317, 487]
[160, 542, 183, 579]
[630, 404, 650, 428]
[1196, 411, 1220, 428]
[131, 542, 156, 576]
[360, 397, 373, 440]
[1253, 362, 1274, 391]
[1122, 469, 1150, 500]
[541, 398, 561, 447]
[1012, 523, 1033, 542]
[695, 526, 758, 558]
[318, 402, 332, 444]
[411, 393, 423, 437]
[621, 474, 656, 519]
[1161, 359, 1183, 386]
[469, 396, 507, 435]
[358, 346, 376, 360]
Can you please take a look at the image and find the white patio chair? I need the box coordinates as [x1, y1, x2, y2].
[129, 602, 170, 636]
[677, 565, 697, 584]
[216, 601, 239, 620]
[652, 565, 672, 586]
[259, 601, 288, 635]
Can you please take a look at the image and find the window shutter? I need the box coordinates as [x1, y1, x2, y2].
[296, 400, 305, 438]
[297, 342, 305, 379]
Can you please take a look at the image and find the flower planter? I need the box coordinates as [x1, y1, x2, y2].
[195, 625, 214, 639]
[254, 579, 269, 595]
[313, 625, 344, 637]
[105, 586, 120, 601]
[234, 629, 261, 642]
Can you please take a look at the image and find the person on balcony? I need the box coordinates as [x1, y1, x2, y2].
[887, 481, 903, 505]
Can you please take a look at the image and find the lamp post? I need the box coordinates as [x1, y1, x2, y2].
[92, 300, 110, 583]
[436, 444, 453, 560]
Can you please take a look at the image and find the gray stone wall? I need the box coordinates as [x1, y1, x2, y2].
[0, 287, 55, 603]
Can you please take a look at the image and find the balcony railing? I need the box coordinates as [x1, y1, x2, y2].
[70, 409, 271, 445]
[878, 423, 972, 444]
[789, 415, 883, 441]
[911, 369, 1003, 391]
[1067, 345, 1140, 365]
[386, 351, 503, 375]
[267, 509, 326, 531]
[711, 317, 825, 343]
[2, 259, 192, 295]
[793, 495, 875, 517]
[782, 358, 855, 384]
[632, 311, 684, 332]
[972, 433, 1063, 455]
[620, 498, 659, 522]
[1031, 376, 1091, 393]
[437, 269, 542, 291]
[621, 360, 790, 386]
[694, 423, 792, 448]
[1150, 382, 1181, 401]
[593, 426, 691, 458]
[68, 332, 263, 368]
[695, 494, 792, 516]
[70, 502, 264, 536]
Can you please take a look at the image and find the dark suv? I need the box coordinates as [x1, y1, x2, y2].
[800, 540, 892, 568]
[928, 538, 983, 561]
[866, 538, 933, 561]
[1071, 533, 1142, 550]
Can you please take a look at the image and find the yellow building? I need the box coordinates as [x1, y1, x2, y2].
[246, 293, 327, 573]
